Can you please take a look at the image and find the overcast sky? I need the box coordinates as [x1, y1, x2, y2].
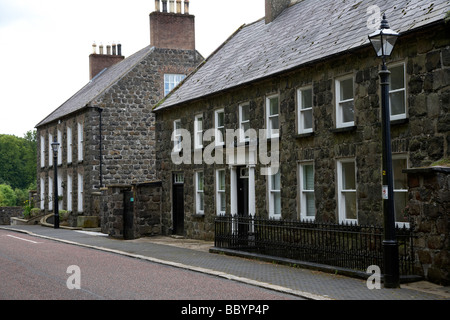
[0, 0, 265, 137]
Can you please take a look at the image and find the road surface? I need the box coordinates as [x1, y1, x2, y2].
[0, 229, 302, 301]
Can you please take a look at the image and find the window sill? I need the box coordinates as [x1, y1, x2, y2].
[295, 132, 314, 139]
[330, 126, 357, 133]
[390, 118, 409, 126]
[193, 213, 205, 218]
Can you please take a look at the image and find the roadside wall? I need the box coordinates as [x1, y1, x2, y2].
[405, 167, 450, 285]
[0, 207, 23, 225]
[100, 182, 162, 239]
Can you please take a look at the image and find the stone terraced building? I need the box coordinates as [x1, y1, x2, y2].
[35, 1, 203, 228]
[153, 0, 449, 240]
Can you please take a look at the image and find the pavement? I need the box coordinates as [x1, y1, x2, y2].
[1, 224, 450, 300]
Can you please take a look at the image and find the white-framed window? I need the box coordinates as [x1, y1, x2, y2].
[194, 114, 203, 149]
[58, 173, 63, 210]
[268, 168, 281, 219]
[297, 86, 313, 134]
[266, 95, 279, 138]
[216, 169, 226, 216]
[40, 135, 45, 168]
[77, 173, 83, 213]
[195, 171, 204, 215]
[77, 122, 83, 162]
[40, 178, 45, 210]
[239, 103, 250, 143]
[48, 176, 53, 211]
[67, 174, 72, 212]
[164, 74, 186, 96]
[389, 63, 407, 121]
[57, 130, 62, 165]
[173, 119, 182, 152]
[393, 155, 409, 227]
[299, 162, 315, 220]
[215, 109, 225, 146]
[48, 134, 53, 166]
[67, 126, 72, 164]
[336, 76, 354, 128]
[337, 159, 357, 223]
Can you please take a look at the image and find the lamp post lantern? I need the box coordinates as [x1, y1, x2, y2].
[369, 14, 400, 288]
[51, 139, 60, 229]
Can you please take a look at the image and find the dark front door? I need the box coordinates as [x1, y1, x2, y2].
[172, 173, 184, 236]
[237, 167, 249, 243]
[123, 190, 134, 240]
[237, 167, 249, 217]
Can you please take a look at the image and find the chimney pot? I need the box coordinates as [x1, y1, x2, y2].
[112, 43, 117, 55]
[149, 0, 195, 50]
[155, 0, 160, 12]
[176, 0, 182, 13]
[89, 43, 125, 80]
[92, 42, 97, 54]
[184, 0, 189, 14]
[265, 0, 291, 24]
[162, 0, 168, 12]
[117, 43, 122, 56]
[169, 0, 175, 13]
[106, 45, 111, 55]
[99, 44, 104, 55]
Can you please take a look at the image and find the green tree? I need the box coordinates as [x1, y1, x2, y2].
[22, 130, 37, 189]
[0, 184, 17, 206]
[0, 131, 36, 190]
[14, 188, 28, 207]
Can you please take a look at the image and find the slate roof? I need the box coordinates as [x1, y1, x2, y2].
[154, 0, 449, 111]
[36, 45, 155, 127]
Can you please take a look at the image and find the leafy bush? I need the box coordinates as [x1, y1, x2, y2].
[0, 184, 17, 206]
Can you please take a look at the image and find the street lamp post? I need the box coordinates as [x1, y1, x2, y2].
[368, 15, 400, 288]
[51, 139, 60, 229]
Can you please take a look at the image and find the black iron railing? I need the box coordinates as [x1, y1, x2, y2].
[214, 215, 416, 275]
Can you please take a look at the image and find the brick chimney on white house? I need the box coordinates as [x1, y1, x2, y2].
[89, 42, 125, 80]
[265, 0, 291, 24]
[150, 0, 195, 51]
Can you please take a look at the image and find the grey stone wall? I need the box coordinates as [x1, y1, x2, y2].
[100, 182, 163, 239]
[101, 185, 131, 238]
[36, 110, 89, 227]
[0, 207, 23, 225]
[36, 47, 202, 226]
[405, 167, 450, 285]
[155, 23, 449, 240]
[134, 181, 163, 236]
[88, 48, 201, 194]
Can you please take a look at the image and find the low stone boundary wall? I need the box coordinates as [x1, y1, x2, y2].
[100, 181, 162, 239]
[0, 207, 23, 225]
[405, 166, 450, 285]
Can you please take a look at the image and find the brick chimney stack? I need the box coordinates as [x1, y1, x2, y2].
[89, 42, 125, 80]
[150, 0, 195, 51]
[265, 0, 291, 24]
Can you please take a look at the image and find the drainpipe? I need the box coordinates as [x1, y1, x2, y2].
[97, 107, 104, 188]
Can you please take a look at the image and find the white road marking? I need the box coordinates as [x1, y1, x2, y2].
[6, 234, 41, 244]
[75, 231, 108, 237]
